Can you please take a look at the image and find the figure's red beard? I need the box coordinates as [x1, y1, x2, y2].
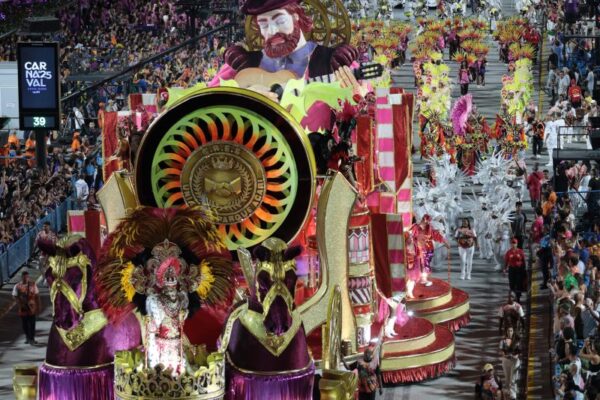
[264, 25, 302, 58]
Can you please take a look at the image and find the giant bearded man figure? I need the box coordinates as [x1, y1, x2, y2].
[211, 0, 360, 130]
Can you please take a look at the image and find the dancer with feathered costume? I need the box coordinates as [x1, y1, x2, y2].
[451, 95, 494, 175]
[94, 207, 233, 374]
[451, 95, 478, 175]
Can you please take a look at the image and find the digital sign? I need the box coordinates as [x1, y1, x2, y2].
[22, 115, 56, 129]
[17, 42, 60, 130]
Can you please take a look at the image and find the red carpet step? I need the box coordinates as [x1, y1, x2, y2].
[406, 278, 470, 332]
[381, 319, 456, 384]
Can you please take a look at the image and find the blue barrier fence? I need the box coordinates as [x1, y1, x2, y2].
[0, 197, 75, 284]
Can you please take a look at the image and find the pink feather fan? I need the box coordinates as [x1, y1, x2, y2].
[451, 94, 473, 136]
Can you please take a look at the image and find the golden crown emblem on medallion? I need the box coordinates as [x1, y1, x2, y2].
[211, 156, 235, 170]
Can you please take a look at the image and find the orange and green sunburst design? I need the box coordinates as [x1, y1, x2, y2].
[151, 106, 298, 250]
[136, 88, 316, 251]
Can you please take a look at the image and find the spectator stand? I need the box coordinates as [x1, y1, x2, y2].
[0, 9, 241, 286]
[0, 0, 74, 36]
[60, 22, 238, 116]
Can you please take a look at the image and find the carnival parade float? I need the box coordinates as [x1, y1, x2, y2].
[15, 1, 474, 398]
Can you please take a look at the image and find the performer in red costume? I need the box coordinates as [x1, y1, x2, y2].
[405, 215, 449, 298]
[526, 162, 544, 208]
[504, 239, 526, 302]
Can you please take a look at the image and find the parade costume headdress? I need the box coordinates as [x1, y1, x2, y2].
[94, 207, 232, 322]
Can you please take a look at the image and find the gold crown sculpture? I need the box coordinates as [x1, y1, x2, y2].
[114, 350, 225, 400]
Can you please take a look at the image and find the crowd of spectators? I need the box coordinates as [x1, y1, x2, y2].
[541, 171, 600, 399]
[0, 0, 237, 123]
[534, 3, 600, 399]
[55, 0, 231, 75]
[0, 0, 239, 254]
[0, 136, 80, 253]
[544, 0, 599, 149]
[58, 29, 231, 141]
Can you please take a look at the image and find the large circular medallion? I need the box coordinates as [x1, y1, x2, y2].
[135, 88, 316, 250]
[180, 141, 266, 225]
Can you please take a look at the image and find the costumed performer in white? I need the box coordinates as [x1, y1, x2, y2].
[455, 218, 477, 280]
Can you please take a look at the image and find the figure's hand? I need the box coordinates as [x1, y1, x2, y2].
[331, 44, 359, 71]
[335, 65, 369, 98]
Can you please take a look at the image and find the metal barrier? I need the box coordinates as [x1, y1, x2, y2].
[555, 189, 600, 216]
[0, 197, 74, 284]
[556, 125, 591, 149]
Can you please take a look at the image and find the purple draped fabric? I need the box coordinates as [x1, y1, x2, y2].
[38, 363, 114, 400]
[225, 361, 314, 400]
[45, 312, 141, 367]
[227, 319, 311, 372]
[42, 238, 141, 366]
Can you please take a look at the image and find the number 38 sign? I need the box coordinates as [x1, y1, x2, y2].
[17, 42, 60, 130]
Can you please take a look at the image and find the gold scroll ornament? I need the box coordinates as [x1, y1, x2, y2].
[97, 171, 138, 233]
[224, 171, 358, 359]
[48, 238, 108, 351]
[298, 170, 358, 354]
[233, 237, 304, 357]
[13, 365, 37, 400]
[319, 286, 358, 400]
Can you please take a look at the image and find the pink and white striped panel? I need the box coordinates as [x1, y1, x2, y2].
[374, 88, 414, 228]
[386, 214, 406, 295]
[397, 163, 413, 229]
[376, 88, 396, 193]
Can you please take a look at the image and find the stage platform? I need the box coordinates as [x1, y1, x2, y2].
[406, 278, 471, 332]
